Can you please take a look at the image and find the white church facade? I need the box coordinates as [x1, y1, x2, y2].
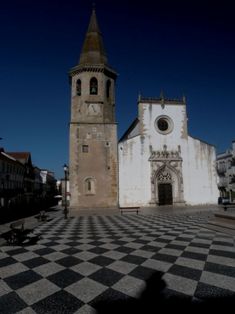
[119, 96, 219, 207]
[69, 9, 219, 209]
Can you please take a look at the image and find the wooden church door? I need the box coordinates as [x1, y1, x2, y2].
[158, 183, 173, 205]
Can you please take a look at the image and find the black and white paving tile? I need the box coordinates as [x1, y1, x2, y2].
[0, 211, 235, 313]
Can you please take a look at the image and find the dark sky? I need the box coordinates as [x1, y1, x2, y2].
[1, 0, 235, 179]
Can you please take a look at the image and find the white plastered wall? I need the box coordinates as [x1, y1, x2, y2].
[118, 101, 219, 207]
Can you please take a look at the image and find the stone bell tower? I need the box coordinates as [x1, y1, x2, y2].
[69, 8, 118, 209]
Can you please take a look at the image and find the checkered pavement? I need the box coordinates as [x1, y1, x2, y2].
[0, 211, 235, 313]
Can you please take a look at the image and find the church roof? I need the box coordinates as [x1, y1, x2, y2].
[78, 9, 108, 65]
[119, 118, 140, 142]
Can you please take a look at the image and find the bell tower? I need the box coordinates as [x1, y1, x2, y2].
[69, 9, 118, 209]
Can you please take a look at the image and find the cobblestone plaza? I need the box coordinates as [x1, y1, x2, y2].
[0, 208, 235, 313]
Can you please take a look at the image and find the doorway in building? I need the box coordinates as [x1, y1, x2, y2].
[158, 183, 173, 205]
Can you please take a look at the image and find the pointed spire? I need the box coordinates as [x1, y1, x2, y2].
[79, 8, 108, 65]
[87, 6, 100, 33]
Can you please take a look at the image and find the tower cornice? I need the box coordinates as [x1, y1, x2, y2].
[69, 122, 118, 125]
[69, 64, 118, 81]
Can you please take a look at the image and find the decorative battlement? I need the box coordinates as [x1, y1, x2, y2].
[149, 149, 182, 161]
[149, 145, 182, 161]
[138, 95, 186, 105]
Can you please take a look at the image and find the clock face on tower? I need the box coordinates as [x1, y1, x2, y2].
[87, 103, 102, 116]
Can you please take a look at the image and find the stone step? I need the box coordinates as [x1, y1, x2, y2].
[205, 215, 235, 236]
[208, 219, 235, 229]
[215, 212, 235, 220]
[205, 224, 235, 236]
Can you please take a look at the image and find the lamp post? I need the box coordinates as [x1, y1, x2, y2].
[0, 139, 4, 208]
[63, 164, 68, 219]
[1, 179, 4, 208]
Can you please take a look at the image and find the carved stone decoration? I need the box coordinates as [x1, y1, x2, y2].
[149, 148, 184, 205]
[158, 171, 172, 182]
[149, 150, 180, 161]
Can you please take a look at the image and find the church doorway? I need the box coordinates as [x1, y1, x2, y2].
[158, 183, 173, 205]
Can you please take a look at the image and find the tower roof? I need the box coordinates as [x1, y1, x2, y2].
[79, 9, 108, 65]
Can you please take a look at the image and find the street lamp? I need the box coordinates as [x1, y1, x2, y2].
[1, 179, 4, 208]
[63, 164, 69, 219]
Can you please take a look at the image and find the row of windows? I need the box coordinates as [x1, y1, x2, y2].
[1, 181, 23, 189]
[76, 78, 111, 97]
[0, 161, 24, 176]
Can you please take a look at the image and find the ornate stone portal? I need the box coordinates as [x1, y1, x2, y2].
[149, 145, 184, 205]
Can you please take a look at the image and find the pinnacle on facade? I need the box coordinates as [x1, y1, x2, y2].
[79, 8, 108, 65]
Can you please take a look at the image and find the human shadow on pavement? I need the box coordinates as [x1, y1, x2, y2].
[0, 230, 41, 246]
[93, 271, 235, 313]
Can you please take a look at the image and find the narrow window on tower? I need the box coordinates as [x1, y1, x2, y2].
[90, 77, 98, 95]
[84, 177, 96, 195]
[76, 79, 81, 96]
[106, 80, 111, 98]
[82, 145, 89, 153]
